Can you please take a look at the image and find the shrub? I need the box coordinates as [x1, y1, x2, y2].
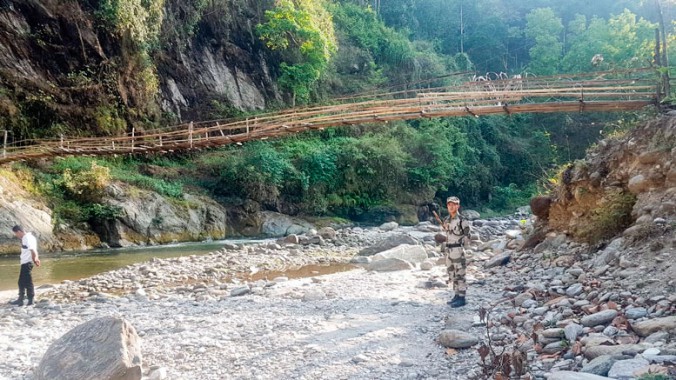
[487, 184, 537, 213]
[578, 189, 636, 244]
[59, 161, 111, 203]
[85, 203, 123, 221]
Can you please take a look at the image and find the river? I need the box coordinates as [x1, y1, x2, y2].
[0, 239, 265, 291]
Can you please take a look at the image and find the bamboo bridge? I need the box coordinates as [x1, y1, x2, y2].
[0, 68, 669, 165]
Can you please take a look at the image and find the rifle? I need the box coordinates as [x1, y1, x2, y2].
[432, 211, 444, 227]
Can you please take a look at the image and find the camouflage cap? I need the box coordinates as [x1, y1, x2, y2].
[446, 196, 460, 204]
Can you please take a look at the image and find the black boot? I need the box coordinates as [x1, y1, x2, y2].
[446, 294, 459, 305]
[449, 296, 466, 308]
[26, 298, 34, 306]
[9, 297, 24, 306]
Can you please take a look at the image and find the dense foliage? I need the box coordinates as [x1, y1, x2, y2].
[257, 0, 337, 105]
[374, 0, 673, 74]
[3, 0, 675, 224]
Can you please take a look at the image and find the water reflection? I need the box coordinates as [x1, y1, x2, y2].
[0, 239, 264, 291]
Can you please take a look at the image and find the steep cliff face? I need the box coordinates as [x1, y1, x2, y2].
[157, 0, 281, 122]
[0, 172, 57, 253]
[543, 115, 676, 244]
[0, 0, 280, 139]
[92, 182, 228, 247]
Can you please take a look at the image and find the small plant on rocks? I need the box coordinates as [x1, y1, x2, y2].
[475, 306, 530, 379]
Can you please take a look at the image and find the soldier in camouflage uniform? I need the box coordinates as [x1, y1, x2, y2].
[442, 196, 471, 308]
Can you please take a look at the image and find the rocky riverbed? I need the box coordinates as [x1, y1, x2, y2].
[0, 216, 674, 380]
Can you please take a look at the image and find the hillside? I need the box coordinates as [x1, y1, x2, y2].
[0, 0, 673, 253]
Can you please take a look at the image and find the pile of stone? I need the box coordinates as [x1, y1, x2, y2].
[470, 230, 676, 379]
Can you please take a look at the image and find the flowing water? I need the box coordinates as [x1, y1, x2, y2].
[0, 240, 263, 291]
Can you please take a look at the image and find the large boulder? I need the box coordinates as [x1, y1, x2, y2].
[358, 234, 420, 256]
[393, 205, 419, 225]
[317, 227, 337, 240]
[260, 211, 315, 237]
[461, 210, 481, 220]
[372, 244, 428, 264]
[627, 174, 650, 195]
[97, 183, 227, 247]
[35, 317, 142, 380]
[530, 196, 552, 221]
[379, 222, 399, 231]
[366, 258, 414, 272]
[484, 252, 511, 268]
[437, 330, 479, 348]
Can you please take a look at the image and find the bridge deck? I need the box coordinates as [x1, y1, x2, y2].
[0, 68, 660, 164]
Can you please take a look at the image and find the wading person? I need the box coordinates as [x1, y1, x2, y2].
[9, 225, 40, 306]
[437, 197, 471, 308]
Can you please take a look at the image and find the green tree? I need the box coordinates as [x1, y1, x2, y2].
[525, 8, 564, 75]
[257, 0, 337, 105]
[562, 10, 656, 72]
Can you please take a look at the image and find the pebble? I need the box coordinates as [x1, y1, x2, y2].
[581, 355, 616, 376]
[580, 310, 618, 327]
[607, 357, 650, 379]
[149, 367, 168, 380]
[566, 283, 583, 297]
[0, 215, 671, 380]
[230, 286, 251, 297]
[564, 323, 583, 342]
[624, 307, 648, 320]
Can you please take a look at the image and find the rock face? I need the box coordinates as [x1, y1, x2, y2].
[0, 175, 58, 254]
[437, 330, 479, 349]
[0, 0, 278, 134]
[35, 317, 142, 380]
[358, 234, 420, 256]
[96, 183, 227, 247]
[546, 116, 676, 242]
[372, 245, 427, 264]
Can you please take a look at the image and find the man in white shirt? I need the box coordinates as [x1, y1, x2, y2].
[9, 225, 41, 306]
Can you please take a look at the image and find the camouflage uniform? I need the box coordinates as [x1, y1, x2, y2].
[443, 213, 471, 298]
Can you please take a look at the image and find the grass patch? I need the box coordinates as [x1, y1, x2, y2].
[109, 167, 184, 199]
[577, 189, 636, 244]
[637, 375, 670, 380]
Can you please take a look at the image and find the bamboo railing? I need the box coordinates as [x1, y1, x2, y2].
[0, 68, 660, 164]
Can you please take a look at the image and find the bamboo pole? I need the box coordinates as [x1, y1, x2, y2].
[189, 121, 193, 149]
[0, 70, 661, 166]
